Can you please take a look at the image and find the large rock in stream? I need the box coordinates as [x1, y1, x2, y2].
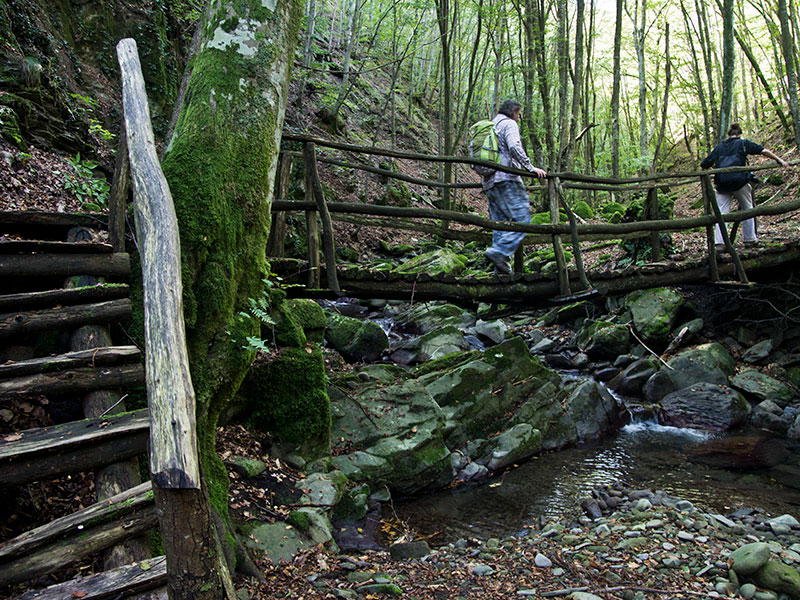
[328, 337, 623, 494]
[658, 382, 750, 431]
[625, 288, 684, 346]
[664, 343, 736, 391]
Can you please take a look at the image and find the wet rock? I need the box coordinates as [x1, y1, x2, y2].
[531, 337, 556, 353]
[594, 366, 620, 382]
[478, 423, 542, 471]
[686, 436, 788, 469]
[576, 320, 631, 359]
[389, 540, 432, 560]
[472, 319, 507, 345]
[730, 369, 796, 407]
[326, 312, 389, 362]
[642, 370, 675, 403]
[625, 287, 684, 346]
[743, 339, 774, 364]
[608, 358, 657, 395]
[665, 343, 736, 391]
[659, 383, 750, 431]
[755, 560, 800, 598]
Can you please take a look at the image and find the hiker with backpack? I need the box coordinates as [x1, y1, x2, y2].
[471, 99, 547, 274]
[700, 123, 788, 249]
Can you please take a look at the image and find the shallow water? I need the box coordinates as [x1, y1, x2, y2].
[388, 421, 800, 545]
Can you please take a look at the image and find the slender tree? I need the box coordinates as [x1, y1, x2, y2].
[778, 0, 800, 147]
[718, 0, 735, 139]
[611, 0, 623, 178]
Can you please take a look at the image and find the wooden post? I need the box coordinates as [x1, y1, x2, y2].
[117, 38, 234, 600]
[303, 142, 340, 292]
[109, 127, 129, 253]
[513, 246, 524, 274]
[702, 174, 748, 283]
[702, 175, 720, 282]
[304, 151, 321, 288]
[556, 178, 591, 291]
[549, 178, 571, 296]
[648, 187, 661, 261]
[266, 153, 290, 258]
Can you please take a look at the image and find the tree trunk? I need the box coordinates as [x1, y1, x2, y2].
[158, 0, 304, 591]
[610, 0, 623, 179]
[436, 0, 453, 211]
[778, 0, 800, 148]
[718, 0, 735, 138]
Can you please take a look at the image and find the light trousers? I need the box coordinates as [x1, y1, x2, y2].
[714, 183, 756, 244]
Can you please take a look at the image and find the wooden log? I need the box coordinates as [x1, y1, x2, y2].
[0, 363, 144, 398]
[272, 194, 800, 238]
[305, 163, 321, 288]
[648, 188, 661, 261]
[0, 283, 129, 312]
[0, 240, 113, 254]
[0, 345, 141, 378]
[0, 211, 106, 236]
[119, 37, 201, 490]
[703, 174, 748, 283]
[266, 153, 291, 258]
[0, 253, 130, 278]
[0, 483, 156, 586]
[18, 556, 166, 600]
[109, 127, 131, 253]
[0, 409, 149, 486]
[549, 179, 570, 296]
[303, 142, 340, 292]
[556, 179, 591, 291]
[702, 177, 720, 282]
[0, 481, 152, 562]
[0, 299, 132, 339]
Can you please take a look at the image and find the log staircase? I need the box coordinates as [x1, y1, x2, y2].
[0, 212, 166, 599]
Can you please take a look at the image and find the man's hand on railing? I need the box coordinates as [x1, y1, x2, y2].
[529, 166, 547, 179]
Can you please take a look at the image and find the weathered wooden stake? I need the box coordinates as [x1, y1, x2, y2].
[117, 37, 233, 600]
[556, 178, 591, 291]
[109, 127, 130, 253]
[647, 187, 661, 261]
[702, 176, 720, 282]
[266, 152, 291, 258]
[305, 162, 321, 288]
[303, 142, 340, 292]
[702, 174, 748, 283]
[549, 178, 571, 296]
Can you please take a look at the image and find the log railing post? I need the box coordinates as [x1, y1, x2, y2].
[303, 142, 340, 292]
[108, 127, 129, 253]
[647, 187, 661, 262]
[304, 144, 321, 288]
[556, 178, 591, 291]
[117, 38, 234, 600]
[702, 174, 748, 283]
[549, 178, 571, 296]
[266, 152, 291, 258]
[701, 175, 720, 282]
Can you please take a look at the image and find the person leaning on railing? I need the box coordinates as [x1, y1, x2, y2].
[700, 122, 789, 250]
[482, 99, 547, 274]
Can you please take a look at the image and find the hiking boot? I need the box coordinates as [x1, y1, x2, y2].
[743, 240, 761, 248]
[715, 244, 727, 253]
[485, 248, 512, 274]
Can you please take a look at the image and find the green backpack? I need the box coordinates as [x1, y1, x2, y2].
[468, 119, 501, 178]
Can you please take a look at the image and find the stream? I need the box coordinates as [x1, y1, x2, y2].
[387, 418, 800, 545]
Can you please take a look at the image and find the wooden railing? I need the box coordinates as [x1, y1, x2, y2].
[272, 134, 796, 294]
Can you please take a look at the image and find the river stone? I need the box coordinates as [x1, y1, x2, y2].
[570, 594, 604, 600]
[395, 247, 467, 277]
[326, 312, 389, 362]
[540, 300, 595, 326]
[359, 583, 403, 596]
[665, 343, 736, 391]
[478, 423, 543, 471]
[792, 414, 800, 441]
[755, 560, 800, 598]
[576, 320, 631, 359]
[742, 339, 774, 364]
[643, 370, 676, 403]
[740, 583, 757, 599]
[730, 542, 772, 576]
[470, 564, 495, 576]
[730, 369, 796, 407]
[331, 451, 391, 482]
[534, 553, 553, 567]
[402, 324, 471, 363]
[473, 319, 508, 345]
[226, 456, 267, 478]
[626, 287, 684, 345]
[659, 383, 750, 431]
[665, 318, 704, 353]
[400, 302, 474, 334]
[686, 436, 788, 469]
[296, 471, 347, 507]
[245, 508, 333, 563]
[608, 358, 657, 395]
[770, 514, 800, 527]
[389, 540, 432, 560]
[456, 461, 488, 482]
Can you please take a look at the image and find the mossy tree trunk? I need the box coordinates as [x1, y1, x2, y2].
[159, 0, 304, 576]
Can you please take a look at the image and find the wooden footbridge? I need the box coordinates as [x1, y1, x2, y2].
[269, 134, 800, 305]
[0, 37, 798, 600]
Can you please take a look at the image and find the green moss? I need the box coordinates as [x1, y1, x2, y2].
[240, 345, 331, 459]
[286, 510, 312, 531]
[413, 349, 480, 376]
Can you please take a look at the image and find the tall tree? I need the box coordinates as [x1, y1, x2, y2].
[718, 0, 735, 139]
[435, 0, 454, 210]
[778, 0, 800, 147]
[611, 0, 623, 178]
[160, 0, 303, 594]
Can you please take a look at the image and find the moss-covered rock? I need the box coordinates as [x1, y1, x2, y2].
[239, 345, 331, 461]
[626, 288, 684, 345]
[573, 200, 594, 220]
[326, 312, 389, 362]
[576, 320, 630, 359]
[400, 302, 475, 334]
[395, 248, 467, 277]
[665, 343, 735, 391]
[285, 298, 326, 343]
[399, 324, 471, 364]
[730, 369, 796, 407]
[755, 560, 800, 599]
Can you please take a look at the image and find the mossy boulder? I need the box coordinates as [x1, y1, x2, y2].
[325, 312, 389, 362]
[239, 345, 331, 461]
[573, 200, 594, 220]
[600, 201, 625, 223]
[729, 542, 772, 576]
[400, 324, 471, 364]
[478, 423, 543, 471]
[730, 369, 796, 407]
[399, 302, 475, 334]
[285, 299, 326, 343]
[540, 300, 595, 326]
[755, 560, 800, 599]
[665, 343, 736, 391]
[659, 383, 750, 431]
[626, 288, 684, 345]
[267, 289, 307, 348]
[395, 248, 467, 277]
[576, 320, 630, 359]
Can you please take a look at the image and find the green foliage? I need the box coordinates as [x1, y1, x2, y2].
[63, 153, 110, 208]
[232, 274, 302, 353]
[0, 105, 22, 145]
[573, 200, 594, 220]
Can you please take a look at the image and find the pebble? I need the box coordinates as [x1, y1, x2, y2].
[635, 499, 653, 511]
[662, 556, 681, 568]
[739, 583, 757, 599]
[662, 542, 676, 551]
[534, 553, 552, 568]
[677, 531, 695, 541]
[552, 567, 565, 576]
[470, 563, 495, 576]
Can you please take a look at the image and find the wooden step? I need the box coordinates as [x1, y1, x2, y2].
[0, 482, 156, 587]
[0, 346, 141, 379]
[0, 253, 130, 278]
[0, 409, 149, 486]
[18, 556, 166, 600]
[0, 298, 132, 339]
[0, 240, 114, 254]
[0, 211, 106, 238]
[0, 283, 129, 312]
[0, 363, 145, 398]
